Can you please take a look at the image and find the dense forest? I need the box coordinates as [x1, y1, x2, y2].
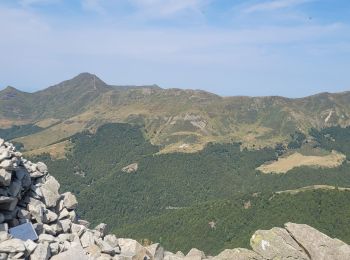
[0, 123, 43, 140]
[116, 190, 350, 255]
[26, 123, 350, 253]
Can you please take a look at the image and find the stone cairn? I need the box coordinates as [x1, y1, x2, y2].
[1, 138, 350, 260]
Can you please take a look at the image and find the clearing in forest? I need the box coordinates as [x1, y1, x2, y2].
[257, 150, 346, 174]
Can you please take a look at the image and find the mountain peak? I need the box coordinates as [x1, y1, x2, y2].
[70, 72, 106, 87]
[1, 86, 21, 92]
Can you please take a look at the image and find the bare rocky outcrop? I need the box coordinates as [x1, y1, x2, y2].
[0, 137, 350, 259]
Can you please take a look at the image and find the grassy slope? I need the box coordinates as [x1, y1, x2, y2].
[2, 74, 350, 154]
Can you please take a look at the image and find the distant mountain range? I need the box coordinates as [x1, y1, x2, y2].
[1, 72, 349, 155]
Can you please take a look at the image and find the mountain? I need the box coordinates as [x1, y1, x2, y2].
[3, 73, 350, 255]
[0, 73, 350, 155]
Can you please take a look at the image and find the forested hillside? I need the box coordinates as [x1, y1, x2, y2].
[25, 123, 350, 253]
[116, 190, 350, 255]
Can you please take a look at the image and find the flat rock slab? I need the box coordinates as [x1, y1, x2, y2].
[9, 222, 38, 241]
[51, 244, 88, 260]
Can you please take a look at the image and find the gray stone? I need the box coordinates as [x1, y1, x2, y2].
[0, 253, 7, 260]
[0, 150, 11, 163]
[0, 196, 17, 211]
[58, 233, 75, 243]
[212, 248, 264, 260]
[24, 239, 38, 255]
[96, 238, 117, 255]
[62, 192, 78, 210]
[104, 234, 119, 248]
[0, 239, 25, 253]
[51, 244, 88, 260]
[50, 242, 60, 255]
[97, 253, 113, 260]
[0, 232, 9, 242]
[285, 222, 350, 260]
[0, 169, 11, 186]
[0, 160, 14, 170]
[27, 198, 45, 223]
[58, 219, 71, 233]
[118, 238, 151, 260]
[36, 162, 48, 174]
[146, 243, 164, 260]
[250, 226, 308, 260]
[43, 224, 57, 236]
[0, 214, 4, 224]
[38, 233, 56, 243]
[95, 223, 107, 237]
[8, 180, 22, 197]
[44, 209, 58, 223]
[0, 224, 8, 233]
[58, 208, 70, 220]
[8, 251, 25, 259]
[30, 242, 51, 260]
[80, 230, 95, 248]
[71, 223, 86, 237]
[185, 248, 206, 260]
[9, 222, 38, 241]
[86, 244, 101, 258]
[17, 209, 30, 220]
[40, 176, 60, 208]
[163, 252, 183, 260]
[33, 223, 43, 236]
[30, 171, 44, 178]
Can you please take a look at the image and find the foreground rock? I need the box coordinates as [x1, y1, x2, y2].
[1, 137, 350, 260]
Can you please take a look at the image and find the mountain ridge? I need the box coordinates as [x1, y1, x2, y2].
[1, 72, 349, 99]
[1, 73, 350, 155]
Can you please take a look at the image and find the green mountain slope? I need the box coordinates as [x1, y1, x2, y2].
[116, 190, 350, 255]
[1, 73, 350, 154]
[26, 123, 350, 253]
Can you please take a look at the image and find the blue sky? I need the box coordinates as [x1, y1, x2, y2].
[0, 0, 350, 97]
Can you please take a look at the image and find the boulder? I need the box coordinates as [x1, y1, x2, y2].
[38, 234, 57, 243]
[184, 248, 206, 260]
[30, 242, 51, 260]
[80, 230, 95, 248]
[118, 238, 151, 260]
[96, 238, 118, 255]
[0, 196, 18, 211]
[0, 169, 11, 186]
[40, 176, 60, 208]
[8, 180, 22, 197]
[24, 239, 38, 255]
[0, 239, 25, 253]
[104, 234, 119, 248]
[250, 227, 308, 259]
[36, 162, 48, 174]
[285, 222, 350, 260]
[62, 192, 78, 210]
[51, 244, 88, 260]
[212, 248, 264, 260]
[146, 243, 164, 260]
[58, 219, 71, 233]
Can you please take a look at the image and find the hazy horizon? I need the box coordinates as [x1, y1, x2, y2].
[1, 0, 350, 97]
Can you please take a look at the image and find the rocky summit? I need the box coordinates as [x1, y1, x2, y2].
[0, 137, 350, 260]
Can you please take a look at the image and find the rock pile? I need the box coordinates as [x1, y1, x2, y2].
[1, 137, 350, 260]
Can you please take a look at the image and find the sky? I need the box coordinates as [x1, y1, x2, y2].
[0, 0, 350, 97]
